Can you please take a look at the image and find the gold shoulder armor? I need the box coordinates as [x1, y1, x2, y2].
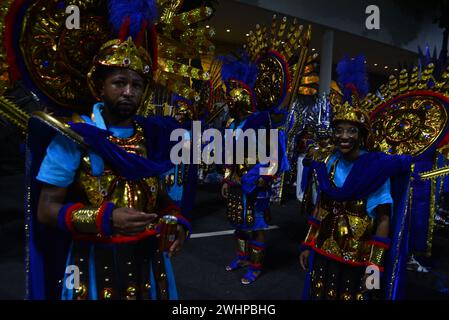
[307, 143, 334, 163]
[31, 111, 86, 148]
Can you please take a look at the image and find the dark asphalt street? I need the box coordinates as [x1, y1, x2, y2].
[1, 175, 449, 300]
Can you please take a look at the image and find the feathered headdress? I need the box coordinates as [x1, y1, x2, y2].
[218, 51, 258, 113]
[172, 93, 194, 121]
[108, 0, 158, 41]
[332, 54, 371, 132]
[336, 54, 369, 105]
[86, 0, 159, 98]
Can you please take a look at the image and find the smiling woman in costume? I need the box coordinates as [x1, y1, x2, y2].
[299, 55, 412, 300]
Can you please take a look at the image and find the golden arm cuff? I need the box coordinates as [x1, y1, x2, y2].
[71, 207, 100, 234]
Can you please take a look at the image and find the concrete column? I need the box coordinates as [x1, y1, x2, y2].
[319, 29, 334, 96]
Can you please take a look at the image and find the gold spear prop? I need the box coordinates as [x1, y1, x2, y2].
[0, 95, 29, 133]
[420, 165, 449, 181]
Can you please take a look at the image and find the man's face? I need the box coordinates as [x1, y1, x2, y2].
[334, 121, 361, 155]
[100, 69, 146, 120]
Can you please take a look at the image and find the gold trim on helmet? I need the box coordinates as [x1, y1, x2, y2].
[227, 80, 255, 116]
[331, 91, 374, 149]
[173, 100, 194, 121]
[332, 100, 371, 131]
[87, 37, 153, 99]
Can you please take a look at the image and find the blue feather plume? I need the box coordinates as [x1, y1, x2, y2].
[108, 0, 158, 40]
[336, 54, 369, 104]
[217, 51, 258, 90]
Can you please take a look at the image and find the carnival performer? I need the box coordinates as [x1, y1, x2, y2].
[219, 53, 288, 285]
[27, 1, 191, 300]
[163, 95, 198, 219]
[299, 55, 411, 300]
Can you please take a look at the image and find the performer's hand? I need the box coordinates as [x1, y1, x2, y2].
[221, 183, 229, 199]
[168, 225, 186, 258]
[112, 207, 158, 236]
[299, 250, 310, 270]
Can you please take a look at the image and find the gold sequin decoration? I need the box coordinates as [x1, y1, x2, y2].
[71, 207, 99, 234]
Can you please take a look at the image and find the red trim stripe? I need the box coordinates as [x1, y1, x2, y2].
[175, 214, 189, 225]
[301, 240, 315, 248]
[248, 244, 265, 251]
[118, 16, 131, 42]
[249, 263, 262, 270]
[307, 220, 320, 229]
[150, 24, 158, 72]
[268, 50, 292, 91]
[160, 203, 181, 215]
[223, 179, 238, 186]
[135, 20, 148, 48]
[367, 240, 390, 249]
[310, 245, 384, 272]
[95, 202, 109, 235]
[73, 229, 157, 244]
[4, 0, 28, 81]
[370, 90, 449, 150]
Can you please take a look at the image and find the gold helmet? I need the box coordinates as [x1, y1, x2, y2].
[172, 95, 194, 122]
[331, 91, 371, 133]
[87, 37, 153, 99]
[218, 53, 258, 117]
[330, 55, 373, 148]
[86, 0, 158, 99]
[226, 80, 256, 116]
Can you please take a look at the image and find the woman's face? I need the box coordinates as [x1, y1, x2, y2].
[334, 121, 362, 155]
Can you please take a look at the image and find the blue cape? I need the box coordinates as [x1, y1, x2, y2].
[68, 115, 179, 180]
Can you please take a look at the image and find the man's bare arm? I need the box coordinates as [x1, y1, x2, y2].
[37, 183, 68, 226]
[37, 183, 157, 235]
[374, 204, 390, 237]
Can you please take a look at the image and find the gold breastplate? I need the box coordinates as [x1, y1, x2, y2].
[77, 124, 160, 213]
[224, 118, 259, 183]
[315, 158, 374, 263]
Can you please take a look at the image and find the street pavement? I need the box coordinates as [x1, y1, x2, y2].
[1, 177, 449, 299]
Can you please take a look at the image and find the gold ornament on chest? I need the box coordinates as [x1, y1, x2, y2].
[77, 124, 159, 212]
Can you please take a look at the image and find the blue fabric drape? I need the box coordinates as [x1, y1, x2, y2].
[307, 152, 411, 201]
[68, 115, 179, 180]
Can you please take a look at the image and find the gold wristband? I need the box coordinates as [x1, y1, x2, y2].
[71, 207, 99, 234]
